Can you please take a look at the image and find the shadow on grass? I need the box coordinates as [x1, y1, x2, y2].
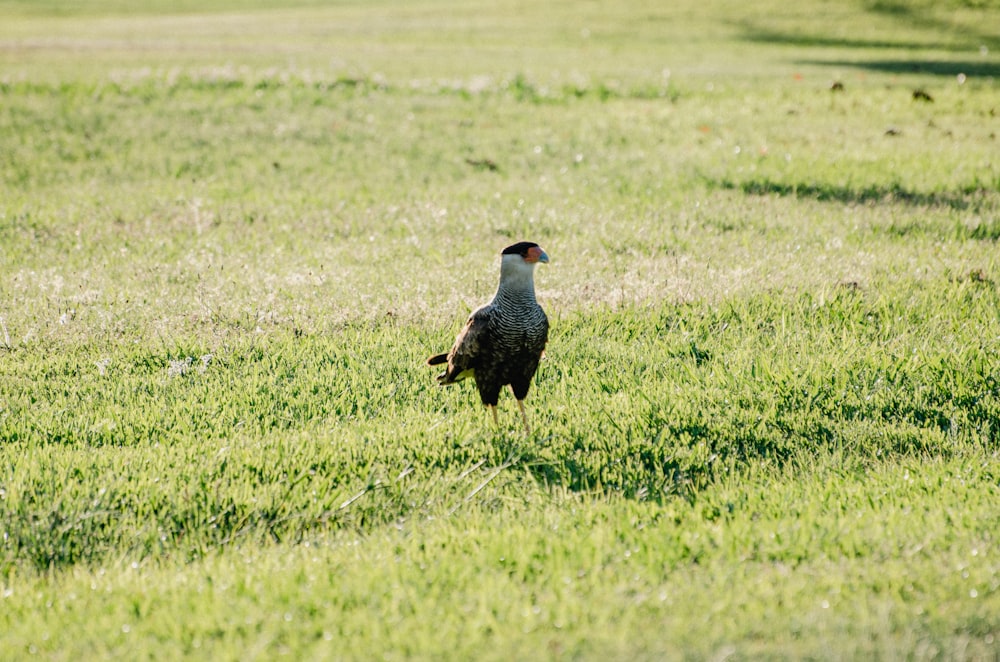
[738, 1, 1000, 74]
[715, 178, 997, 213]
[740, 27, 971, 53]
[799, 58, 1000, 78]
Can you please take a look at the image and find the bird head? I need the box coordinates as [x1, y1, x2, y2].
[497, 242, 547, 296]
[501, 241, 549, 265]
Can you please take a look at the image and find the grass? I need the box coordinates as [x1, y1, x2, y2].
[2, 0, 1000, 658]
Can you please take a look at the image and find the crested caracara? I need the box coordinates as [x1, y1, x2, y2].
[428, 241, 549, 434]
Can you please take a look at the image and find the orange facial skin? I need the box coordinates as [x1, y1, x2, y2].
[525, 246, 549, 264]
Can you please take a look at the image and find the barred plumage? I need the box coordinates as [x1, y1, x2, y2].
[427, 241, 549, 434]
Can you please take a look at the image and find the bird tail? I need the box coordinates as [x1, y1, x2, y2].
[427, 353, 472, 385]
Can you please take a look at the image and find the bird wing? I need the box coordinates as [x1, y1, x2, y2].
[437, 305, 492, 384]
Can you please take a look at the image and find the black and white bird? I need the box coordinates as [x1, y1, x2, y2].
[427, 241, 549, 434]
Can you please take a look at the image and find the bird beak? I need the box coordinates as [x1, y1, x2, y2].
[527, 247, 549, 264]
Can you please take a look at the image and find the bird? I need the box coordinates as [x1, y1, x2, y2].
[427, 241, 549, 434]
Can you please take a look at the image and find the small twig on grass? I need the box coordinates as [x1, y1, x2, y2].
[0, 315, 10, 349]
[457, 458, 487, 480]
[449, 453, 520, 516]
[465, 157, 499, 172]
[338, 480, 382, 511]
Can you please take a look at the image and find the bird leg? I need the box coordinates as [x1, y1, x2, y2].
[516, 400, 531, 436]
[487, 404, 499, 428]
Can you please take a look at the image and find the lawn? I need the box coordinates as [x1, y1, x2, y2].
[1, 0, 999, 659]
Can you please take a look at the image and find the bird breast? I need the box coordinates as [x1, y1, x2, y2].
[490, 301, 547, 349]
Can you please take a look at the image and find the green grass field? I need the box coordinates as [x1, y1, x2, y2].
[2, 0, 1000, 658]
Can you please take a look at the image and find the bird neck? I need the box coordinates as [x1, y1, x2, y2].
[494, 260, 537, 305]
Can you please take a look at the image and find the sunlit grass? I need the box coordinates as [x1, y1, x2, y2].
[1, 0, 999, 658]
